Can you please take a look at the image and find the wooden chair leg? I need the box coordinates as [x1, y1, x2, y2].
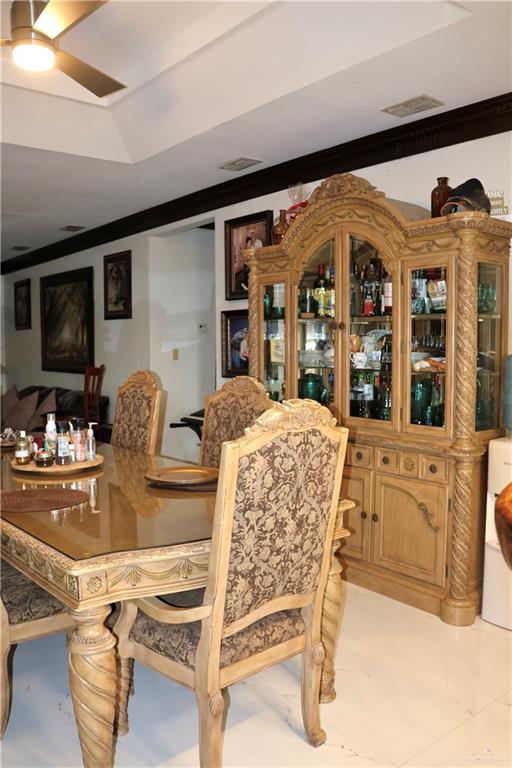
[116, 657, 133, 736]
[0, 643, 13, 739]
[301, 642, 326, 747]
[195, 687, 230, 768]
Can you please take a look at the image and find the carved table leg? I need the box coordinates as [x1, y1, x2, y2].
[68, 606, 117, 768]
[320, 535, 346, 703]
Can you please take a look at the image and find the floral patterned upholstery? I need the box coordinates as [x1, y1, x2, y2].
[200, 377, 272, 468]
[111, 371, 161, 453]
[1, 560, 67, 625]
[130, 608, 304, 669]
[224, 428, 339, 627]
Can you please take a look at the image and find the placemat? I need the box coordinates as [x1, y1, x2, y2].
[1, 488, 89, 513]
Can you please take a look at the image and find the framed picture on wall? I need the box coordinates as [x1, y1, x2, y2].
[104, 250, 132, 319]
[14, 278, 31, 330]
[221, 309, 249, 377]
[224, 210, 273, 300]
[40, 267, 94, 373]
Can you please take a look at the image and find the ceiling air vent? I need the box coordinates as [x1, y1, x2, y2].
[60, 225, 85, 232]
[219, 157, 262, 172]
[381, 95, 445, 118]
[11, 245, 30, 251]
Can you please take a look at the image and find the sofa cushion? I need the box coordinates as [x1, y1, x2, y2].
[17, 386, 109, 424]
[27, 389, 57, 432]
[3, 391, 39, 432]
[1, 385, 18, 429]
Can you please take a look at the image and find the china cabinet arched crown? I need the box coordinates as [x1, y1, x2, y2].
[246, 173, 511, 626]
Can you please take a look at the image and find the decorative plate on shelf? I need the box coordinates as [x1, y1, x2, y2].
[145, 466, 218, 487]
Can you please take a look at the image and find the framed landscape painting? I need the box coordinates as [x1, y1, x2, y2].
[40, 267, 94, 373]
[14, 278, 31, 330]
[221, 309, 249, 377]
[224, 210, 273, 300]
[104, 250, 132, 319]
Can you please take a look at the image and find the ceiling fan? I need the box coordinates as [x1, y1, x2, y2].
[1, 1, 125, 97]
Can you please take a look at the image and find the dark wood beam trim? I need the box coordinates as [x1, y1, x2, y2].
[3, 92, 511, 275]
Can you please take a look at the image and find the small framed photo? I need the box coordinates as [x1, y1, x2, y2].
[14, 278, 31, 330]
[221, 310, 249, 378]
[225, 210, 273, 300]
[104, 250, 132, 319]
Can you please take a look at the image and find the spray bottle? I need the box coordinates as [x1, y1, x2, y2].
[86, 422, 97, 460]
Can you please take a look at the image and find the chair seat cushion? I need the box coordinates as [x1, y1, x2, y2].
[130, 608, 305, 669]
[1, 560, 68, 624]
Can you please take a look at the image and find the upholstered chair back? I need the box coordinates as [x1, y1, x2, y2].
[111, 370, 162, 454]
[199, 376, 273, 467]
[200, 376, 272, 468]
[208, 399, 348, 637]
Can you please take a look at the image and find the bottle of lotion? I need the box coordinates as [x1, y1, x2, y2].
[45, 412, 57, 453]
[86, 423, 97, 460]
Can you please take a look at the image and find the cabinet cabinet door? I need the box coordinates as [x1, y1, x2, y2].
[476, 261, 504, 431]
[372, 474, 448, 586]
[340, 466, 372, 562]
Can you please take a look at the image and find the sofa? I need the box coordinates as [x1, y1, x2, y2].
[1, 384, 109, 433]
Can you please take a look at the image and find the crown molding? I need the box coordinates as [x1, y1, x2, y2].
[2, 92, 511, 275]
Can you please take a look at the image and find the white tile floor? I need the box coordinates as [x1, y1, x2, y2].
[2, 584, 511, 768]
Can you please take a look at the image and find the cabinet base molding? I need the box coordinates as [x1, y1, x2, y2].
[343, 561, 444, 617]
[439, 596, 478, 626]
[343, 560, 482, 625]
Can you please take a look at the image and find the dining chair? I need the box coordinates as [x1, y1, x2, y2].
[0, 560, 75, 737]
[199, 375, 272, 468]
[84, 364, 105, 436]
[111, 370, 162, 454]
[114, 399, 349, 766]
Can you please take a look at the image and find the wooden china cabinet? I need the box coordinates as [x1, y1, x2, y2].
[246, 173, 511, 625]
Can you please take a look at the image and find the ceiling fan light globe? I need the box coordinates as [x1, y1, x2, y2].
[12, 40, 55, 72]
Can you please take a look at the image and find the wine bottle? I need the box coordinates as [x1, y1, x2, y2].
[314, 263, 327, 318]
[382, 270, 392, 315]
[325, 265, 335, 318]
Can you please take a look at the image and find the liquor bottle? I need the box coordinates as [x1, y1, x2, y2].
[350, 262, 361, 317]
[272, 283, 285, 319]
[382, 270, 392, 315]
[431, 177, 452, 218]
[314, 263, 327, 318]
[362, 283, 375, 316]
[325, 265, 335, 318]
[379, 379, 392, 420]
[380, 335, 392, 373]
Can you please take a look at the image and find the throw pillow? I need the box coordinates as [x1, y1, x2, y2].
[1, 385, 18, 429]
[4, 391, 39, 432]
[27, 389, 57, 432]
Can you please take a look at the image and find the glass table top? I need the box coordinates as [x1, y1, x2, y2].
[1, 445, 214, 561]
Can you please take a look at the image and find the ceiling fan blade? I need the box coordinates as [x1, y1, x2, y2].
[55, 49, 125, 97]
[33, 1, 105, 40]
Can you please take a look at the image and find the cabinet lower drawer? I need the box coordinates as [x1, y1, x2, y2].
[419, 456, 449, 483]
[376, 448, 399, 472]
[347, 444, 372, 467]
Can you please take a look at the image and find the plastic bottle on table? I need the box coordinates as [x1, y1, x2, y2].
[86, 423, 97, 460]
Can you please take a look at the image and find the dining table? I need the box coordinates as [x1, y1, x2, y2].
[1, 444, 351, 768]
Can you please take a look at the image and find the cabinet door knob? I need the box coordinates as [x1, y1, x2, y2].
[372, 513, 379, 522]
[356, 451, 363, 460]
[429, 464, 438, 474]
[382, 456, 390, 465]
[361, 511, 367, 519]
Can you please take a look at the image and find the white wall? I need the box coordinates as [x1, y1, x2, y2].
[148, 229, 215, 460]
[2, 233, 151, 420]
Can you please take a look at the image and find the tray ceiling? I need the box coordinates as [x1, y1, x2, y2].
[1, 1, 510, 258]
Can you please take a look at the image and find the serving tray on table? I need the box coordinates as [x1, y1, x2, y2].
[145, 466, 218, 488]
[10, 455, 103, 475]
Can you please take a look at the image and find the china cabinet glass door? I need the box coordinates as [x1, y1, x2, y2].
[263, 281, 286, 401]
[476, 262, 502, 430]
[406, 261, 450, 431]
[297, 239, 337, 406]
[348, 236, 393, 422]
